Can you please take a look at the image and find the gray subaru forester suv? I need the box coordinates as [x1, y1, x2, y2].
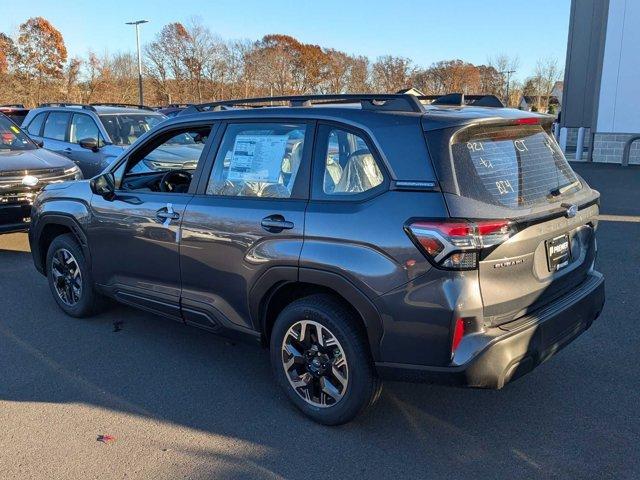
[28, 94, 605, 425]
[22, 103, 166, 178]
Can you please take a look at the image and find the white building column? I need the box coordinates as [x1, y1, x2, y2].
[559, 127, 568, 152]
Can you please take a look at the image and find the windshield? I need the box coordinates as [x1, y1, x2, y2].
[449, 124, 581, 209]
[99, 113, 165, 146]
[0, 115, 37, 151]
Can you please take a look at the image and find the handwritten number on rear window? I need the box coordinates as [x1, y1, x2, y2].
[467, 141, 484, 152]
[478, 157, 493, 169]
[514, 139, 528, 152]
[496, 180, 514, 195]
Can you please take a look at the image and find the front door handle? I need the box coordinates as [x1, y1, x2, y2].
[261, 215, 294, 233]
[156, 203, 180, 226]
[63, 147, 73, 154]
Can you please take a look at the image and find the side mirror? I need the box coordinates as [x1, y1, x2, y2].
[79, 137, 100, 152]
[34, 139, 44, 148]
[90, 172, 115, 200]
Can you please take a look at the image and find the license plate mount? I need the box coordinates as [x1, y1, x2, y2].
[546, 233, 571, 272]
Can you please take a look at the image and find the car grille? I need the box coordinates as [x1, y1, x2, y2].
[0, 168, 76, 204]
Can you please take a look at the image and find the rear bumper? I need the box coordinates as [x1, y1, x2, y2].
[376, 271, 605, 388]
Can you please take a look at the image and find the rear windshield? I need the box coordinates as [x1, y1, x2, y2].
[450, 124, 580, 209]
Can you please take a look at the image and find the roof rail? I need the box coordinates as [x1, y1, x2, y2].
[0, 103, 26, 108]
[417, 93, 504, 108]
[164, 103, 193, 108]
[90, 103, 154, 111]
[184, 94, 425, 114]
[38, 102, 96, 111]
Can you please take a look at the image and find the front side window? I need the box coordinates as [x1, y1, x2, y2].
[99, 114, 165, 146]
[206, 123, 307, 199]
[0, 115, 37, 151]
[321, 127, 383, 195]
[118, 125, 212, 193]
[43, 112, 70, 141]
[70, 114, 104, 146]
[26, 113, 46, 136]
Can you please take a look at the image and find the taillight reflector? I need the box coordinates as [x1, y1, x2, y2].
[452, 318, 464, 352]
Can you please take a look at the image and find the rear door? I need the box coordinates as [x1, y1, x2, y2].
[178, 120, 313, 333]
[425, 120, 600, 325]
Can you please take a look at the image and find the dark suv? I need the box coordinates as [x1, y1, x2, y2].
[29, 94, 605, 425]
[0, 113, 82, 234]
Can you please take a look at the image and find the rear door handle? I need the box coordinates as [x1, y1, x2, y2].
[261, 215, 294, 233]
[63, 147, 73, 154]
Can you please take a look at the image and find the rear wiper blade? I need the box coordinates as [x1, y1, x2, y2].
[549, 180, 580, 197]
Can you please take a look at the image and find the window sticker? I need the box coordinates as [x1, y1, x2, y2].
[10, 125, 20, 134]
[227, 134, 288, 182]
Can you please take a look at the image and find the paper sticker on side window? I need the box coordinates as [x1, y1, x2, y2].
[228, 135, 288, 182]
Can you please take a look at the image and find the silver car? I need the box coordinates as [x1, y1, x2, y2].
[22, 103, 166, 178]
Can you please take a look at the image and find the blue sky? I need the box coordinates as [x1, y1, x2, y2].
[1, 0, 570, 80]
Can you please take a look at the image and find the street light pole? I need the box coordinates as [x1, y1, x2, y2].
[126, 20, 149, 106]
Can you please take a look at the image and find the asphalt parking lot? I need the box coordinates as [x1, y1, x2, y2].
[1, 163, 639, 480]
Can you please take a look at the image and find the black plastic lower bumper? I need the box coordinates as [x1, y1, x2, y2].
[0, 202, 32, 233]
[376, 271, 605, 389]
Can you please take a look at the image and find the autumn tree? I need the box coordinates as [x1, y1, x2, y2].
[477, 65, 502, 96]
[145, 22, 193, 103]
[15, 17, 67, 104]
[487, 54, 520, 105]
[0, 15, 564, 111]
[0, 33, 15, 75]
[64, 57, 82, 102]
[533, 57, 561, 112]
[244, 34, 331, 96]
[426, 59, 481, 94]
[370, 55, 413, 92]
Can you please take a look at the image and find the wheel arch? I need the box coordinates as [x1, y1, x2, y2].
[32, 213, 90, 275]
[251, 267, 383, 361]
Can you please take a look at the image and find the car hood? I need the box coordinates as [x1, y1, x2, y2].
[148, 144, 203, 162]
[131, 144, 203, 173]
[0, 148, 74, 171]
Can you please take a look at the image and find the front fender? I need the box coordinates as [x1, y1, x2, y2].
[29, 191, 93, 274]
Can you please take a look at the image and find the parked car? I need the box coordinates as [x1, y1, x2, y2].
[0, 113, 81, 234]
[21, 103, 166, 178]
[28, 93, 605, 425]
[157, 103, 192, 118]
[0, 104, 30, 125]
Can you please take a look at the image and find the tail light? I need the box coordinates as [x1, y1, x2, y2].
[405, 219, 515, 270]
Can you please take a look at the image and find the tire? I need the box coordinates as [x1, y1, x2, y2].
[46, 233, 105, 318]
[270, 294, 382, 425]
